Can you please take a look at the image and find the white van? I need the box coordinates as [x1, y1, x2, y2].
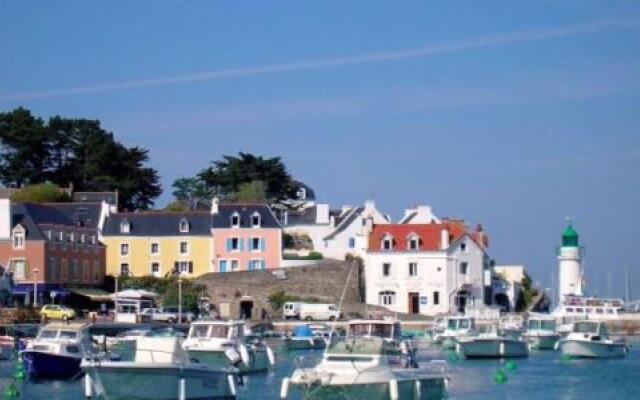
[299, 303, 341, 321]
[283, 302, 303, 320]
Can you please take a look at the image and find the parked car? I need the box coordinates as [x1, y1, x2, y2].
[140, 307, 195, 323]
[40, 304, 76, 321]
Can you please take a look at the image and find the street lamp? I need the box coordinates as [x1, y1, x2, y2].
[178, 275, 183, 325]
[33, 268, 39, 308]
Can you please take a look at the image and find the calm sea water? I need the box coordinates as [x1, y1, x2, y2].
[3, 337, 639, 400]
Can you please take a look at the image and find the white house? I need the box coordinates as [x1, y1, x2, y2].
[364, 220, 491, 316]
[282, 200, 389, 260]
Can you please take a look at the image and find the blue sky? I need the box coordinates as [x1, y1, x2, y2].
[1, 1, 640, 298]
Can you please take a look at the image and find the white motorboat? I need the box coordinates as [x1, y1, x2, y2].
[23, 322, 94, 379]
[522, 314, 560, 350]
[183, 320, 274, 374]
[556, 321, 628, 358]
[433, 316, 477, 350]
[280, 324, 448, 400]
[456, 325, 528, 359]
[498, 314, 525, 339]
[82, 336, 237, 400]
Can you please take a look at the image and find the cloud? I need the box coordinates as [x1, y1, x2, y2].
[1, 17, 639, 101]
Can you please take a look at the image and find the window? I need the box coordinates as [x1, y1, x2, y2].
[80, 234, 86, 244]
[71, 260, 79, 280]
[250, 237, 261, 251]
[57, 232, 64, 242]
[175, 261, 193, 274]
[120, 220, 130, 234]
[230, 212, 240, 228]
[348, 238, 356, 249]
[93, 261, 100, 281]
[251, 212, 261, 227]
[248, 259, 264, 271]
[409, 262, 418, 277]
[459, 262, 468, 275]
[382, 263, 391, 277]
[82, 260, 89, 281]
[48, 258, 57, 280]
[460, 242, 467, 252]
[68, 232, 75, 243]
[61, 259, 68, 279]
[11, 259, 26, 280]
[179, 218, 189, 233]
[381, 235, 393, 250]
[46, 230, 53, 240]
[120, 263, 130, 276]
[120, 243, 129, 256]
[150, 242, 159, 255]
[228, 237, 241, 251]
[231, 260, 239, 271]
[90, 235, 96, 245]
[379, 291, 396, 306]
[433, 291, 440, 305]
[151, 262, 160, 276]
[12, 226, 25, 249]
[408, 235, 419, 250]
[180, 241, 188, 255]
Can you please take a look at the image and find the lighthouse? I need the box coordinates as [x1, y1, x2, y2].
[558, 220, 583, 303]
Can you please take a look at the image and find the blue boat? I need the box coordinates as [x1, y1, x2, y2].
[284, 325, 327, 350]
[23, 322, 93, 379]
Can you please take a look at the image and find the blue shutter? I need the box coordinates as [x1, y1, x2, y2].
[219, 260, 227, 273]
[260, 237, 265, 251]
[261, 260, 266, 270]
[225, 238, 231, 252]
[239, 238, 244, 251]
[247, 261, 253, 271]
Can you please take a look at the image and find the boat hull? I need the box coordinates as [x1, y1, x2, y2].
[558, 340, 627, 358]
[522, 333, 560, 350]
[83, 363, 235, 400]
[457, 339, 529, 358]
[23, 350, 82, 378]
[287, 377, 447, 400]
[284, 337, 326, 350]
[187, 348, 270, 374]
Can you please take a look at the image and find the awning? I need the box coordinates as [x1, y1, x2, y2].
[12, 284, 70, 296]
[111, 289, 159, 300]
[69, 288, 112, 302]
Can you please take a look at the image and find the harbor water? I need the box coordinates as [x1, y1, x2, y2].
[3, 337, 639, 400]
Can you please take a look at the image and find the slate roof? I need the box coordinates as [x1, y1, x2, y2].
[212, 204, 281, 229]
[72, 191, 118, 207]
[9, 202, 103, 240]
[40, 203, 102, 229]
[11, 204, 46, 240]
[323, 207, 364, 240]
[103, 212, 212, 236]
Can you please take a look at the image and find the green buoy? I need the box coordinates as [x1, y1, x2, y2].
[3, 382, 19, 398]
[494, 368, 508, 384]
[13, 369, 25, 381]
[447, 351, 460, 362]
[505, 360, 517, 371]
[561, 354, 573, 363]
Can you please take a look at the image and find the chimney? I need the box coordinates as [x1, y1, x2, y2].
[316, 204, 329, 224]
[210, 197, 219, 215]
[364, 200, 375, 214]
[440, 226, 450, 250]
[0, 199, 11, 240]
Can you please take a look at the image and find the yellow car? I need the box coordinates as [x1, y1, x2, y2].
[40, 304, 76, 321]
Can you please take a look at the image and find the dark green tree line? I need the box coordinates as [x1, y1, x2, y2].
[0, 108, 161, 210]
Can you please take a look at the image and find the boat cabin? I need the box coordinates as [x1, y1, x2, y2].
[347, 319, 402, 339]
[556, 296, 624, 318]
[30, 322, 93, 355]
[526, 316, 556, 332]
[445, 316, 475, 332]
[571, 321, 609, 338]
[187, 320, 245, 341]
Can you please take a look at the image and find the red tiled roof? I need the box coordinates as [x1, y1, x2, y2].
[368, 220, 468, 252]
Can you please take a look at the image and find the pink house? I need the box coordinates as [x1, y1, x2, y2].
[211, 199, 282, 272]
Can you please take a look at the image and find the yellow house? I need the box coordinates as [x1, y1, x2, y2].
[101, 212, 212, 277]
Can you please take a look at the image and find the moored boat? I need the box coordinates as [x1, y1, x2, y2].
[182, 320, 274, 374]
[556, 321, 628, 358]
[82, 336, 237, 399]
[284, 325, 327, 350]
[23, 322, 93, 379]
[456, 325, 528, 359]
[522, 314, 560, 350]
[433, 316, 477, 350]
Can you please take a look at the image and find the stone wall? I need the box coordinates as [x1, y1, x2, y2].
[196, 260, 362, 320]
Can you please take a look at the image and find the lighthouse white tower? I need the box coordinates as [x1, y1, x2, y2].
[557, 219, 583, 303]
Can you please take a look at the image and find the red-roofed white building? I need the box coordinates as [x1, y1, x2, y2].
[364, 219, 491, 316]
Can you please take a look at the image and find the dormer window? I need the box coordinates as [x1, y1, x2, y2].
[407, 234, 420, 251]
[230, 212, 240, 228]
[251, 212, 261, 228]
[179, 218, 189, 233]
[12, 225, 25, 250]
[120, 219, 131, 234]
[381, 234, 394, 250]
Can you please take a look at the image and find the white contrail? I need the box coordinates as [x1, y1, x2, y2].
[2, 17, 639, 101]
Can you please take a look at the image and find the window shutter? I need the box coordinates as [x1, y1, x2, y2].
[247, 261, 253, 271]
[219, 260, 227, 273]
[239, 238, 244, 251]
[261, 260, 266, 270]
[260, 238, 265, 251]
[174, 261, 179, 274]
[188, 262, 193, 273]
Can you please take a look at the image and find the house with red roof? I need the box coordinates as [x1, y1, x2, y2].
[364, 218, 491, 316]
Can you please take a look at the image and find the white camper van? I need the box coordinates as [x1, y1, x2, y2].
[299, 303, 341, 321]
